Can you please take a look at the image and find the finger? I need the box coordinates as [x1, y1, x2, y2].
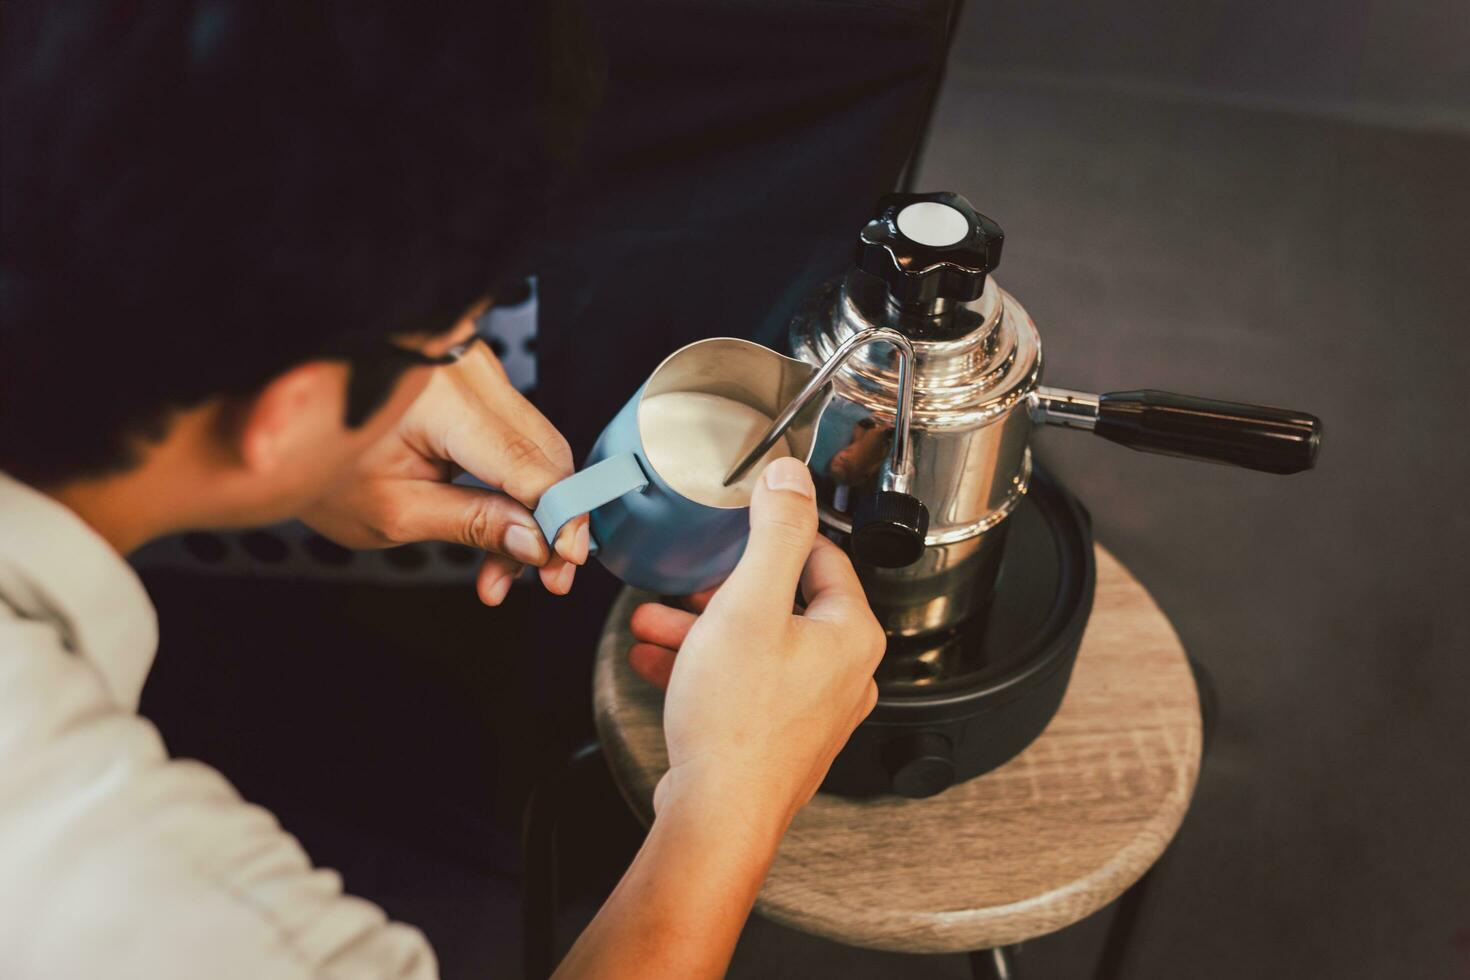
[628, 643, 678, 689]
[440, 404, 572, 519]
[630, 602, 698, 650]
[714, 457, 817, 620]
[538, 554, 576, 596]
[680, 587, 719, 613]
[449, 341, 575, 470]
[456, 421, 587, 565]
[476, 554, 523, 606]
[799, 535, 872, 624]
[381, 480, 555, 566]
[433, 368, 589, 564]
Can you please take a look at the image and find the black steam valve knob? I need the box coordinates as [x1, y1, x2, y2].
[851, 491, 929, 568]
[883, 731, 956, 799]
[856, 191, 1005, 310]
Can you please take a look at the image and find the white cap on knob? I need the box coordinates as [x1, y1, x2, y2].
[895, 201, 969, 248]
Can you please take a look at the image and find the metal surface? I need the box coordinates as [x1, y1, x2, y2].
[791, 269, 1042, 635]
[1029, 386, 1100, 430]
[854, 467, 1093, 702]
[792, 271, 1042, 540]
[723, 326, 916, 494]
[795, 191, 1317, 641]
[969, 946, 1016, 980]
[853, 526, 1006, 638]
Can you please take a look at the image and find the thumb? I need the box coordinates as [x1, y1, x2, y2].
[714, 457, 817, 619]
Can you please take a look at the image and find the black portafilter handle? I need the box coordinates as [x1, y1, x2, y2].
[1092, 389, 1322, 474]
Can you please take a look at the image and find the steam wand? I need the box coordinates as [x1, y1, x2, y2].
[722, 326, 917, 492]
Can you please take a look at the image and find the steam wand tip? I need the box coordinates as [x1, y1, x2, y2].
[721, 444, 762, 487]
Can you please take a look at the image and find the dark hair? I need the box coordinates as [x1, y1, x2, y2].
[1, 2, 599, 486]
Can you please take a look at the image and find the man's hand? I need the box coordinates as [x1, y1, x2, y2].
[555, 457, 883, 979]
[629, 455, 884, 830]
[301, 339, 589, 604]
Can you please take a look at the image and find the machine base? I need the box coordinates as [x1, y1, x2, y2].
[823, 468, 1096, 798]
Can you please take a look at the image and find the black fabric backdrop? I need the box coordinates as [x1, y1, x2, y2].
[537, 0, 952, 459]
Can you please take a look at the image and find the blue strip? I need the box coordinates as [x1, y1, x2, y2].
[533, 452, 650, 551]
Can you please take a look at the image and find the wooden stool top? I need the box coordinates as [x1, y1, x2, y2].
[593, 546, 1202, 954]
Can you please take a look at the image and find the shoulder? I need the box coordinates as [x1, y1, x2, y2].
[0, 607, 438, 980]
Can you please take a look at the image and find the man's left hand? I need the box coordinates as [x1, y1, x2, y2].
[302, 339, 589, 605]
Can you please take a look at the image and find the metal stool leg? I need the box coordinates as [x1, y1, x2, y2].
[969, 945, 1018, 979]
[521, 742, 604, 980]
[1092, 863, 1161, 980]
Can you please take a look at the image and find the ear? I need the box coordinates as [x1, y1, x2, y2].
[235, 361, 343, 473]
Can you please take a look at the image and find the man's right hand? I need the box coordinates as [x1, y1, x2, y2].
[555, 457, 883, 979]
[627, 455, 885, 835]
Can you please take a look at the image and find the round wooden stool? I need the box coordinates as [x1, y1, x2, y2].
[590, 545, 1202, 971]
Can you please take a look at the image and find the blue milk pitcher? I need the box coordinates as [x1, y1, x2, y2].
[533, 337, 828, 595]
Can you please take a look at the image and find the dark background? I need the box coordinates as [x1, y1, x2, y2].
[140, 1, 1470, 977]
[919, 4, 1470, 975]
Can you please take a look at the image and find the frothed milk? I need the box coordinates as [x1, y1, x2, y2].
[640, 391, 793, 507]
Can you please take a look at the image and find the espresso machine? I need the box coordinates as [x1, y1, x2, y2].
[742, 191, 1321, 798]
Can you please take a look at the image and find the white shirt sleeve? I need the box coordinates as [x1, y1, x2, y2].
[0, 612, 439, 980]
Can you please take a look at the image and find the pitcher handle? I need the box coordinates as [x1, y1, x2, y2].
[534, 452, 650, 555]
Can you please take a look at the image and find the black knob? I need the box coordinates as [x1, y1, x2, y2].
[851, 491, 929, 568]
[856, 191, 1004, 309]
[883, 731, 956, 799]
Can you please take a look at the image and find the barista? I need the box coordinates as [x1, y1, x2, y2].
[0, 5, 883, 979]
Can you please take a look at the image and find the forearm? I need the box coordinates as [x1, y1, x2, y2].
[553, 781, 787, 979]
